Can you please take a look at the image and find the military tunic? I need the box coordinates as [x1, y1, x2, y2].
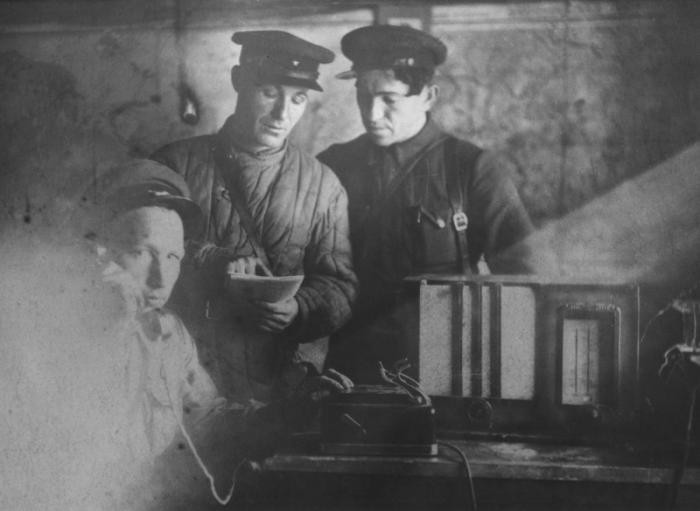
[318, 119, 534, 381]
[151, 116, 357, 402]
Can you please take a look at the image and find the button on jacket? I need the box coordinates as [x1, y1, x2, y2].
[319, 119, 533, 316]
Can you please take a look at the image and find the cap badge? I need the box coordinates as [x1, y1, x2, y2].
[148, 190, 171, 198]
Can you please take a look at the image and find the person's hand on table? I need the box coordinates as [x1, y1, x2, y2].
[299, 368, 354, 403]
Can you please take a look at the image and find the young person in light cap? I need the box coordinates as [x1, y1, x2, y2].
[90, 159, 220, 463]
[151, 31, 357, 405]
[84, 158, 355, 509]
[318, 25, 535, 382]
[0, 159, 223, 510]
[49, 159, 229, 509]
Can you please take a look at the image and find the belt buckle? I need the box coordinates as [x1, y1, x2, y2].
[452, 212, 468, 232]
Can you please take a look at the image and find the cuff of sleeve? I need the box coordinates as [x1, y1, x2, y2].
[286, 292, 311, 341]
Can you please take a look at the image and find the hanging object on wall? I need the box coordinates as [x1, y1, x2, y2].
[178, 83, 199, 125]
[174, 0, 200, 126]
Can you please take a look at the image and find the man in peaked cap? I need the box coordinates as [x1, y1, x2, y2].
[151, 31, 357, 405]
[318, 25, 535, 382]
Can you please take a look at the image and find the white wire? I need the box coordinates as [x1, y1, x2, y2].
[639, 304, 672, 345]
[174, 407, 247, 506]
[164, 366, 247, 506]
[438, 441, 478, 511]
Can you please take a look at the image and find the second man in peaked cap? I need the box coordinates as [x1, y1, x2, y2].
[319, 25, 535, 382]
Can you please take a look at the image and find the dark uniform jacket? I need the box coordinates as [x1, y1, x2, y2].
[151, 116, 357, 401]
[318, 118, 533, 380]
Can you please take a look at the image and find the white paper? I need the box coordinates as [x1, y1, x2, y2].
[224, 273, 304, 303]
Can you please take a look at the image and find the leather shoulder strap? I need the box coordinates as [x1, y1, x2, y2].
[211, 141, 273, 271]
[380, 134, 449, 205]
[444, 137, 483, 273]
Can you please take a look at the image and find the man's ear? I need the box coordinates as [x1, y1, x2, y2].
[423, 83, 439, 110]
[230, 66, 240, 92]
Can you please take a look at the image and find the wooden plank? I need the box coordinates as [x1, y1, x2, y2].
[262, 440, 700, 486]
[450, 283, 463, 396]
[471, 284, 483, 396]
[489, 283, 501, 398]
[418, 283, 453, 395]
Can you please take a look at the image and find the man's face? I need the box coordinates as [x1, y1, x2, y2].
[232, 72, 309, 152]
[355, 68, 434, 147]
[111, 207, 185, 312]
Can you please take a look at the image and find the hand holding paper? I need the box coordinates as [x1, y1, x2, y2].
[224, 271, 304, 332]
[251, 297, 300, 333]
[226, 256, 273, 277]
[224, 273, 304, 303]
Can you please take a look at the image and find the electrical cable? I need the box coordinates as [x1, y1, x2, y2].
[164, 366, 247, 506]
[395, 369, 431, 405]
[438, 441, 478, 511]
[379, 361, 431, 405]
[174, 408, 248, 506]
[642, 279, 700, 346]
[666, 383, 699, 510]
[640, 303, 674, 346]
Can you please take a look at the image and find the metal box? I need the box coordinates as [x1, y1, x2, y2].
[320, 385, 437, 456]
[408, 275, 641, 438]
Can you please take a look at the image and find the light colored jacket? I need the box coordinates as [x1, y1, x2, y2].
[151, 117, 357, 402]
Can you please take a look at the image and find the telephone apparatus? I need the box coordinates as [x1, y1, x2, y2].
[321, 275, 700, 449]
[320, 361, 437, 456]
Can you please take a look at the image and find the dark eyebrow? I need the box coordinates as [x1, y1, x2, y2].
[255, 83, 280, 92]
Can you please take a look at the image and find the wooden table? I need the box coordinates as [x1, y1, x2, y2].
[264, 439, 700, 484]
[253, 438, 700, 510]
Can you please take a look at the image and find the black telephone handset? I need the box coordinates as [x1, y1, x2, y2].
[657, 279, 700, 380]
[655, 282, 700, 510]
